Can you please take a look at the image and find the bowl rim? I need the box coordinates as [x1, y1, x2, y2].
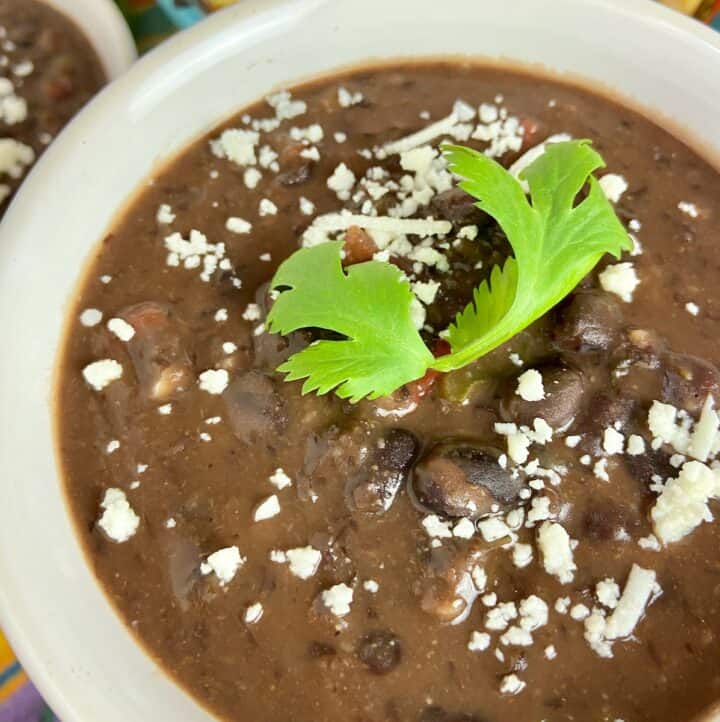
[0, 1, 719, 721]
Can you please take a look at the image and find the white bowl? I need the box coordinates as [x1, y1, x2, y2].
[43, 0, 137, 79]
[0, 1, 718, 721]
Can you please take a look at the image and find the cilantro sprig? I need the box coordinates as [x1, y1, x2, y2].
[266, 140, 631, 401]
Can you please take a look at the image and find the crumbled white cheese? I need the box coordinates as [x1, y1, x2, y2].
[82, 359, 123, 391]
[363, 579, 379, 593]
[678, 201, 699, 218]
[603, 427, 625, 455]
[327, 163, 356, 200]
[259, 198, 278, 216]
[471, 566, 487, 592]
[334, 131, 347, 143]
[626, 434, 646, 456]
[107, 318, 135, 342]
[225, 216, 252, 234]
[467, 631, 491, 652]
[411, 280, 440, 306]
[243, 167, 262, 189]
[538, 521, 576, 583]
[0, 79, 27, 125]
[555, 597, 571, 614]
[570, 603, 590, 621]
[477, 517, 513, 543]
[516, 368, 545, 401]
[685, 301, 700, 316]
[518, 595, 548, 631]
[648, 400, 689, 453]
[338, 86, 364, 107]
[593, 458, 610, 482]
[164, 229, 226, 282]
[687, 395, 719, 462]
[244, 602, 264, 624]
[499, 674, 526, 696]
[222, 342, 237, 354]
[596, 579, 621, 609]
[512, 543, 533, 568]
[599, 173, 628, 203]
[106, 439, 120, 454]
[422, 514, 453, 539]
[453, 518, 476, 539]
[565, 435, 582, 449]
[157, 403, 173, 415]
[500, 626, 533, 647]
[269, 468, 292, 490]
[79, 308, 103, 327]
[638, 534, 661, 551]
[198, 369, 229, 395]
[98, 488, 139, 543]
[485, 601, 518, 631]
[527, 496, 552, 525]
[651, 460, 720, 544]
[409, 297, 426, 330]
[200, 546, 245, 586]
[383, 111, 460, 155]
[242, 303, 262, 321]
[214, 308, 228, 322]
[286, 546, 322, 579]
[299, 196, 315, 215]
[544, 644, 557, 660]
[303, 212, 451, 246]
[321, 583, 354, 617]
[156, 203, 176, 224]
[604, 564, 658, 639]
[584, 608, 613, 658]
[253, 494, 280, 522]
[482, 592, 497, 607]
[599, 262, 639, 303]
[210, 128, 259, 166]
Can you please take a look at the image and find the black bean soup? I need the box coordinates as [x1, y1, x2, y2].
[56, 61, 720, 722]
[0, 0, 106, 217]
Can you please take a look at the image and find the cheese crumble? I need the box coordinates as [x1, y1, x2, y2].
[198, 369, 229, 395]
[599, 263, 640, 303]
[516, 368, 545, 402]
[98, 489, 139, 543]
[200, 546, 245, 586]
[82, 359, 123, 391]
[321, 583, 354, 617]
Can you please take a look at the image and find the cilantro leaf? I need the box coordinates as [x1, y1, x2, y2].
[432, 140, 632, 372]
[266, 241, 434, 401]
[267, 140, 631, 400]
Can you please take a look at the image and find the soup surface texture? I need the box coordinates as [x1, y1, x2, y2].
[0, 0, 106, 216]
[57, 62, 720, 722]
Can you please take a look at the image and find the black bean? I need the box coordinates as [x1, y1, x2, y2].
[553, 289, 623, 354]
[223, 370, 287, 444]
[624, 447, 674, 488]
[500, 365, 586, 428]
[430, 187, 490, 228]
[662, 352, 720, 415]
[580, 498, 642, 542]
[574, 392, 636, 454]
[357, 630, 402, 674]
[350, 429, 419, 513]
[412, 444, 521, 518]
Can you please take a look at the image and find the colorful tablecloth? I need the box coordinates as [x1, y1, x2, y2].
[0, 1, 718, 721]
